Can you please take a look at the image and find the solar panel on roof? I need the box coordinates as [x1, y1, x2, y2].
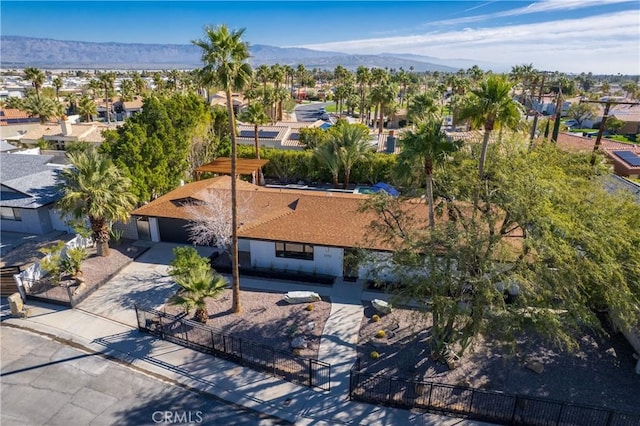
[258, 131, 279, 139]
[613, 151, 640, 167]
[238, 130, 279, 139]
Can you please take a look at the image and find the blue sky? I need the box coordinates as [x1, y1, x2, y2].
[1, 1, 639, 74]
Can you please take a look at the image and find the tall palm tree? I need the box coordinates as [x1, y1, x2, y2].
[356, 66, 371, 123]
[119, 79, 135, 102]
[56, 149, 137, 257]
[239, 103, 269, 185]
[296, 63, 306, 100]
[24, 67, 45, 99]
[53, 76, 63, 102]
[192, 24, 252, 314]
[408, 92, 440, 124]
[170, 268, 227, 324]
[99, 72, 116, 123]
[371, 81, 397, 135]
[396, 119, 463, 228]
[458, 75, 523, 179]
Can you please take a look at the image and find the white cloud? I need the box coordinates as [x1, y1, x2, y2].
[296, 11, 640, 74]
[429, 0, 634, 27]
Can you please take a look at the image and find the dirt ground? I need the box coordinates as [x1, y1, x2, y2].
[357, 304, 640, 414]
[163, 288, 331, 359]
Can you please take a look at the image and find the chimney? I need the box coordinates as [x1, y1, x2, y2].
[60, 116, 72, 136]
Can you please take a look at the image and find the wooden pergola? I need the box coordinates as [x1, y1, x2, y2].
[194, 157, 270, 181]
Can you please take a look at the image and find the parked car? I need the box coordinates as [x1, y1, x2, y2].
[563, 119, 579, 127]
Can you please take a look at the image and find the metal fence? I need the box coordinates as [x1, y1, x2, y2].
[349, 359, 640, 426]
[135, 305, 331, 391]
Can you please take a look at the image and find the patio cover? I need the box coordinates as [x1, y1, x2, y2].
[194, 157, 270, 180]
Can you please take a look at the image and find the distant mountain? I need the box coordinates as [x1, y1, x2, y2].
[0, 35, 461, 72]
[379, 52, 500, 72]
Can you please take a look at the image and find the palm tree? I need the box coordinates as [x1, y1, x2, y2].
[99, 72, 116, 123]
[53, 76, 63, 102]
[408, 92, 440, 124]
[329, 123, 372, 189]
[24, 67, 45, 99]
[356, 66, 371, 123]
[296, 63, 306, 100]
[65, 93, 78, 115]
[192, 24, 252, 314]
[88, 79, 102, 97]
[458, 75, 523, 179]
[371, 81, 397, 135]
[170, 268, 227, 324]
[239, 103, 269, 185]
[119, 79, 135, 102]
[23, 95, 60, 124]
[77, 95, 97, 122]
[315, 140, 341, 188]
[396, 119, 463, 228]
[56, 148, 137, 257]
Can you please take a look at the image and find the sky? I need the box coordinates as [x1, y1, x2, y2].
[1, 1, 639, 74]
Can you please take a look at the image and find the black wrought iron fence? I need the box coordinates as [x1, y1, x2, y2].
[349, 359, 639, 426]
[135, 305, 331, 391]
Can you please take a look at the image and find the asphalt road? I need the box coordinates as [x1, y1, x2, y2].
[293, 102, 333, 122]
[0, 327, 289, 426]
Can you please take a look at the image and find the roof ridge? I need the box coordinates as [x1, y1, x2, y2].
[239, 203, 297, 233]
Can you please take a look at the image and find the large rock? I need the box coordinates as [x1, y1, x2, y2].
[372, 299, 392, 314]
[8, 293, 29, 318]
[525, 360, 545, 374]
[284, 291, 321, 304]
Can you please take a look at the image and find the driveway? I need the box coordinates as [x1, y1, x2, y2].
[0, 327, 287, 425]
[76, 242, 215, 327]
[294, 102, 333, 122]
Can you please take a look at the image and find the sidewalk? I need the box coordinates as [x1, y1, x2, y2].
[1, 301, 488, 425]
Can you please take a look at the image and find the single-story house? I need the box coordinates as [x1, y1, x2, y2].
[0, 153, 71, 234]
[0, 108, 40, 126]
[18, 120, 108, 150]
[236, 120, 326, 151]
[132, 176, 414, 279]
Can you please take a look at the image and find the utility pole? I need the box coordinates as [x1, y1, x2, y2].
[529, 73, 547, 145]
[579, 99, 639, 166]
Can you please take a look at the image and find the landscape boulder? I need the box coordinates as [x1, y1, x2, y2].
[291, 336, 307, 349]
[284, 291, 321, 304]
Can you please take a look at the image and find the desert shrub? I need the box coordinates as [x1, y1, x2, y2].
[293, 348, 302, 356]
[372, 314, 381, 322]
[306, 303, 314, 311]
[376, 329, 386, 338]
[370, 351, 380, 359]
[60, 246, 88, 277]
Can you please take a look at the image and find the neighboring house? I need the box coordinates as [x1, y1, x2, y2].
[0, 108, 40, 126]
[132, 176, 408, 279]
[610, 104, 640, 135]
[0, 153, 71, 234]
[236, 120, 326, 151]
[121, 97, 144, 119]
[0, 140, 20, 153]
[19, 120, 107, 150]
[209, 91, 247, 115]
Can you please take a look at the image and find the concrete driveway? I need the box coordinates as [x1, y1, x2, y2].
[76, 242, 215, 327]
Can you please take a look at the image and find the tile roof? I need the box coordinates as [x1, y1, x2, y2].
[19, 123, 106, 144]
[555, 132, 640, 153]
[133, 176, 396, 250]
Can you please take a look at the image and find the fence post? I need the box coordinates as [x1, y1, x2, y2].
[605, 410, 615, 426]
[210, 330, 215, 352]
[468, 387, 475, 414]
[556, 402, 565, 426]
[309, 360, 313, 387]
[272, 349, 276, 376]
[511, 396, 519, 424]
[387, 377, 394, 406]
[134, 305, 139, 329]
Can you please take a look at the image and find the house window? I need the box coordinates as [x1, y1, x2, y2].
[1, 207, 21, 221]
[275, 242, 313, 260]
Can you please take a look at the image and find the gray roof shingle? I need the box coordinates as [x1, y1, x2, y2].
[0, 153, 64, 208]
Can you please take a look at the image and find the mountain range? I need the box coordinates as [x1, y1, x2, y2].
[0, 35, 495, 72]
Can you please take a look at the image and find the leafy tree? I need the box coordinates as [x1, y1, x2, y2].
[56, 148, 137, 257]
[100, 93, 211, 201]
[566, 102, 597, 126]
[168, 246, 211, 280]
[458, 75, 523, 179]
[395, 119, 463, 228]
[192, 24, 252, 314]
[170, 267, 227, 323]
[364, 141, 640, 362]
[299, 126, 327, 150]
[605, 116, 625, 134]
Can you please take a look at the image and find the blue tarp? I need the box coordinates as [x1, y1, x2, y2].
[372, 182, 400, 196]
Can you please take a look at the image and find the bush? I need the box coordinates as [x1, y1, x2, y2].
[293, 348, 301, 356]
[306, 303, 314, 311]
[372, 314, 380, 322]
[370, 351, 380, 359]
[376, 330, 386, 338]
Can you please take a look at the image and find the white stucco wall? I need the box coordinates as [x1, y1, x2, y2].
[1, 208, 51, 234]
[248, 240, 343, 277]
[49, 208, 75, 233]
